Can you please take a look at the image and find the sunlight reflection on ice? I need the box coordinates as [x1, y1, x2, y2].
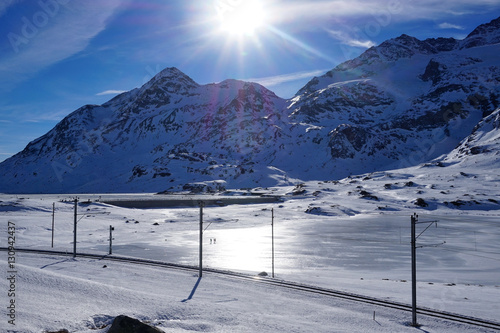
[204, 225, 271, 273]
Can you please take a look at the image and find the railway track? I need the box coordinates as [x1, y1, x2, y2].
[3, 247, 500, 331]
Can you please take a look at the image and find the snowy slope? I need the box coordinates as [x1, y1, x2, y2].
[0, 174, 499, 332]
[1, 253, 491, 333]
[0, 69, 288, 193]
[2, 106, 500, 330]
[1, 17, 500, 193]
[446, 107, 500, 164]
[288, 20, 500, 178]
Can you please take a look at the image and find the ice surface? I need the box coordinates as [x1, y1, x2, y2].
[1, 158, 499, 331]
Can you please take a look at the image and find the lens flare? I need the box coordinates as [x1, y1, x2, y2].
[217, 0, 266, 36]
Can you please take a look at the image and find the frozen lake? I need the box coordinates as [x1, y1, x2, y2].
[2, 191, 499, 321]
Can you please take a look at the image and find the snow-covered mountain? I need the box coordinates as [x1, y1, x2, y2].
[288, 17, 500, 178]
[0, 69, 290, 193]
[1, 17, 499, 194]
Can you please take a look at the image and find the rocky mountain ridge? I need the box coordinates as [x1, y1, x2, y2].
[1, 17, 499, 193]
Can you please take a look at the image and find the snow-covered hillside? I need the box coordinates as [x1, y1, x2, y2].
[0, 17, 499, 193]
[288, 18, 500, 178]
[1, 161, 499, 331]
[0, 254, 492, 333]
[0, 69, 288, 193]
[2, 253, 492, 333]
[2, 107, 499, 332]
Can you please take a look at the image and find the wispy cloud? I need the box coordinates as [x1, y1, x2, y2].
[245, 69, 330, 87]
[326, 29, 375, 49]
[0, 1, 124, 90]
[23, 109, 71, 123]
[0, 101, 72, 123]
[266, 25, 337, 63]
[266, 0, 500, 30]
[438, 22, 465, 30]
[96, 90, 127, 96]
[268, 1, 383, 26]
[0, 0, 21, 17]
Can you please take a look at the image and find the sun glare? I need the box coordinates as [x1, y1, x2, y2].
[217, 0, 266, 36]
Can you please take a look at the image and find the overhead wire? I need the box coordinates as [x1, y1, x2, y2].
[433, 226, 500, 236]
[438, 244, 500, 256]
[439, 247, 500, 262]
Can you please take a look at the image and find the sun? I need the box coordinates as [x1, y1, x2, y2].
[216, 0, 266, 36]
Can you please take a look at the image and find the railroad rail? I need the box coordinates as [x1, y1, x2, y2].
[3, 247, 500, 331]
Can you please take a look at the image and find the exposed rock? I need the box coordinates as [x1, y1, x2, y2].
[414, 198, 429, 207]
[420, 59, 446, 85]
[328, 124, 369, 159]
[461, 16, 500, 49]
[107, 315, 163, 333]
[359, 190, 379, 201]
[181, 180, 226, 194]
[291, 184, 306, 195]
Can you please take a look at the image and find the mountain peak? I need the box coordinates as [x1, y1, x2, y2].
[339, 16, 499, 66]
[461, 16, 500, 49]
[466, 16, 500, 38]
[394, 33, 419, 43]
[148, 67, 198, 87]
[2, 17, 500, 194]
[295, 17, 500, 96]
[217, 78, 248, 88]
[156, 66, 185, 77]
[375, 33, 459, 61]
[136, 66, 200, 102]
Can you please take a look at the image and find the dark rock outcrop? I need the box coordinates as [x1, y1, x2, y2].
[107, 315, 163, 333]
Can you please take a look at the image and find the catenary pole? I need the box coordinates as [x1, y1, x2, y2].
[109, 225, 113, 255]
[51, 202, 55, 248]
[411, 213, 417, 327]
[73, 199, 78, 258]
[199, 201, 204, 277]
[409, 213, 440, 327]
[272, 208, 275, 278]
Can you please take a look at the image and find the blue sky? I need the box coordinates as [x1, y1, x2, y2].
[0, 0, 499, 162]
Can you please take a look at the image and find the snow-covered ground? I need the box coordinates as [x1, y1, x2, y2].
[3, 253, 492, 333]
[1, 161, 499, 332]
